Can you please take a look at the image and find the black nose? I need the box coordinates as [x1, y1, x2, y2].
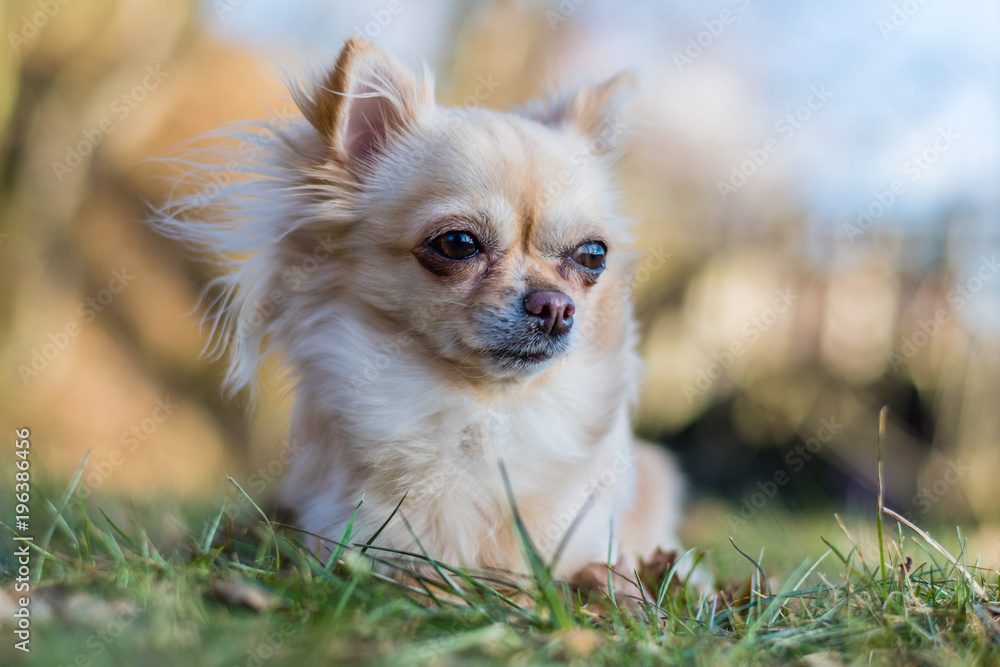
[524, 291, 575, 336]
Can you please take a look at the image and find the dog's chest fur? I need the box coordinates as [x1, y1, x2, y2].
[277, 298, 639, 575]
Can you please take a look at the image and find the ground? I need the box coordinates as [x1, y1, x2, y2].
[1, 471, 998, 667]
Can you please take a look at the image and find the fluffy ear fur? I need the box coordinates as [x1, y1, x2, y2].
[302, 36, 434, 172]
[524, 71, 636, 157]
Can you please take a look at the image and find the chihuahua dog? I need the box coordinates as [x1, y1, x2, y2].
[159, 37, 683, 579]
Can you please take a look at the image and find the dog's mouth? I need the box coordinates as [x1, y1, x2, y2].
[469, 308, 577, 374]
[488, 346, 556, 365]
[484, 335, 575, 370]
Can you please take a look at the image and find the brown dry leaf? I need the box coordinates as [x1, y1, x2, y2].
[569, 561, 646, 615]
[974, 604, 1000, 644]
[212, 579, 278, 612]
[389, 573, 468, 609]
[13, 586, 132, 626]
[802, 652, 846, 667]
[706, 575, 756, 629]
[552, 627, 604, 659]
[62, 592, 139, 625]
[637, 548, 680, 594]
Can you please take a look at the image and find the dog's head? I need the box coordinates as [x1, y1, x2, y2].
[285, 38, 636, 382]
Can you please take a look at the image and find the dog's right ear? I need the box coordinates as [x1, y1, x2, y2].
[303, 37, 433, 173]
[524, 72, 636, 159]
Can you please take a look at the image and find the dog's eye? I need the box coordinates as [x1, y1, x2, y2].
[571, 241, 607, 272]
[430, 231, 481, 260]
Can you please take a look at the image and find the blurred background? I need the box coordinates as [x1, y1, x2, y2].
[1, 0, 997, 566]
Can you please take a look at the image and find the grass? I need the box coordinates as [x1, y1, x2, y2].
[2, 450, 999, 665]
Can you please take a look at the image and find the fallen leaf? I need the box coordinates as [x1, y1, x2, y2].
[212, 579, 278, 612]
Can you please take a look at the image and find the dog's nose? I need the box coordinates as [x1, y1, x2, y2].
[524, 291, 575, 336]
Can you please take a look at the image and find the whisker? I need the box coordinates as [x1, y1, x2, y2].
[578, 331, 611, 351]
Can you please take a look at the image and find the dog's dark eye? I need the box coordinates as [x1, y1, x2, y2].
[430, 231, 481, 260]
[571, 241, 607, 272]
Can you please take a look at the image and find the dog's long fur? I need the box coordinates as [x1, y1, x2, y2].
[156, 37, 683, 577]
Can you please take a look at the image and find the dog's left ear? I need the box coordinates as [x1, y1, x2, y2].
[526, 71, 636, 157]
[303, 37, 434, 173]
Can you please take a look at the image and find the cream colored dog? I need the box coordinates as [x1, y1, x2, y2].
[160, 37, 683, 579]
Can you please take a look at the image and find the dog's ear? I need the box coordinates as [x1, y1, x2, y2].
[527, 71, 636, 157]
[304, 37, 433, 171]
